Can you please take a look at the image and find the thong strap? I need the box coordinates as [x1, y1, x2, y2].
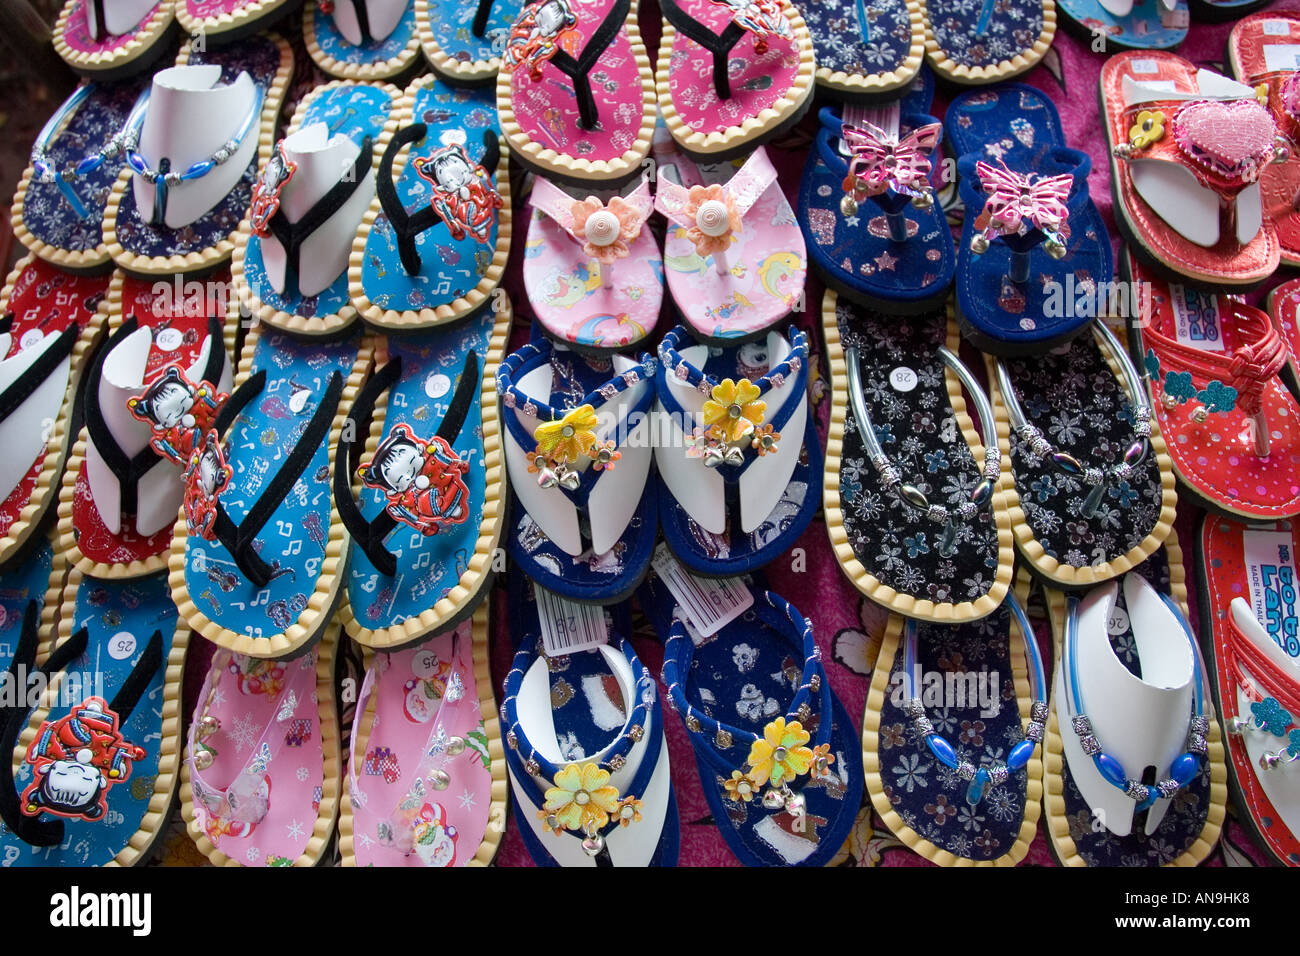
[0, 313, 80, 430]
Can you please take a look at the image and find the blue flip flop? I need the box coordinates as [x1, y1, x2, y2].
[804, 0, 925, 100]
[417, 0, 515, 84]
[306, 0, 422, 79]
[654, 324, 820, 577]
[171, 324, 372, 659]
[0, 568, 185, 867]
[0, 536, 63, 716]
[947, 84, 1113, 356]
[1056, 0, 1188, 51]
[638, 570, 863, 867]
[501, 572, 680, 867]
[336, 296, 512, 649]
[350, 73, 511, 330]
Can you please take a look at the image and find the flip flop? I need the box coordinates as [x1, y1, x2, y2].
[503, 574, 680, 866]
[1100, 51, 1287, 290]
[862, 590, 1047, 865]
[12, 75, 153, 271]
[339, 603, 506, 865]
[53, 0, 176, 80]
[947, 84, 1112, 356]
[987, 315, 1177, 588]
[1196, 513, 1300, 866]
[1041, 539, 1228, 866]
[175, 0, 304, 43]
[417, 0, 514, 83]
[920, 0, 1055, 85]
[654, 142, 806, 344]
[0, 256, 108, 569]
[169, 319, 373, 658]
[656, 0, 814, 161]
[799, 100, 953, 315]
[498, 331, 658, 603]
[182, 630, 341, 866]
[654, 323, 820, 577]
[102, 34, 294, 278]
[523, 173, 661, 352]
[1055, 0, 1187, 53]
[57, 269, 238, 579]
[804, 0, 925, 100]
[335, 296, 512, 649]
[639, 569, 863, 867]
[306, 0, 421, 79]
[350, 74, 512, 330]
[234, 80, 399, 337]
[1227, 10, 1300, 271]
[496, 0, 657, 182]
[822, 294, 1013, 623]
[1266, 277, 1300, 396]
[0, 567, 188, 866]
[1126, 251, 1300, 521]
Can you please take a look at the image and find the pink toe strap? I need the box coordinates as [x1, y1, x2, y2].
[654, 147, 777, 257]
[531, 178, 652, 264]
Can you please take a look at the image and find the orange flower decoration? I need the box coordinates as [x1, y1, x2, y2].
[570, 195, 642, 264]
[682, 184, 742, 257]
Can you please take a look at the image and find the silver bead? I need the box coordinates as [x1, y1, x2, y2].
[525, 758, 540, 777]
[1260, 751, 1282, 770]
[629, 724, 644, 742]
[1191, 406, 1209, 424]
[445, 736, 465, 756]
[715, 728, 733, 749]
[784, 792, 806, 817]
[1044, 239, 1068, 260]
[608, 753, 626, 771]
[506, 731, 518, 749]
[762, 789, 785, 810]
[429, 769, 451, 790]
[809, 674, 821, 693]
[970, 234, 990, 255]
[911, 191, 934, 211]
[194, 749, 214, 771]
[581, 833, 605, 856]
[840, 194, 859, 217]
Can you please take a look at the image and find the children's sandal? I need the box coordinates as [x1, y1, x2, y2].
[417, 0, 514, 83]
[305, 0, 421, 80]
[175, 0, 303, 44]
[1055, 0, 1187, 54]
[920, 0, 1056, 85]
[805, 0, 925, 101]
[53, 0, 177, 80]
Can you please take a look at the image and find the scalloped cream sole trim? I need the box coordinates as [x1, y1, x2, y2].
[814, 0, 925, 97]
[984, 320, 1178, 587]
[232, 79, 402, 337]
[337, 295, 511, 648]
[33, 528, 71, 666]
[861, 605, 1044, 866]
[1036, 537, 1229, 867]
[416, 0, 501, 83]
[305, 7, 421, 80]
[349, 74, 513, 330]
[338, 602, 508, 865]
[822, 290, 1015, 623]
[174, 0, 296, 38]
[167, 310, 375, 659]
[10, 565, 190, 867]
[0, 255, 108, 568]
[56, 270, 242, 579]
[921, 0, 1056, 85]
[102, 33, 293, 277]
[497, 0, 656, 181]
[180, 628, 341, 866]
[53, 0, 175, 76]
[657, 0, 815, 156]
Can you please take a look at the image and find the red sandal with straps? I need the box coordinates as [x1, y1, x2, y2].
[1127, 251, 1300, 520]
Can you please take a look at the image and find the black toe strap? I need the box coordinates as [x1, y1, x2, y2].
[339, 0, 374, 44]
[661, 0, 748, 100]
[543, 0, 628, 130]
[472, 0, 496, 37]
[335, 350, 479, 576]
[0, 318, 80, 428]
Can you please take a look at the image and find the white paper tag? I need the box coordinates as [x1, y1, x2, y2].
[889, 367, 918, 393]
[1170, 284, 1224, 351]
[1264, 43, 1300, 71]
[107, 631, 137, 661]
[155, 328, 183, 352]
[1106, 605, 1130, 637]
[1264, 19, 1293, 35]
[536, 585, 608, 657]
[1244, 530, 1300, 659]
[1129, 59, 1159, 74]
[19, 329, 43, 351]
[651, 544, 753, 637]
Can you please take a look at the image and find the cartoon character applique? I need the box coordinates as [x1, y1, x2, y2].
[709, 0, 790, 50]
[228, 656, 287, 696]
[412, 144, 503, 245]
[21, 698, 147, 822]
[358, 423, 471, 536]
[183, 431, 233, 541]
[384, 799, 458, 866]
[249, 141, 297, 237]
[128, 364, 229, 466]
[503, 0, 578, 77]
[402, 648, 453, 723]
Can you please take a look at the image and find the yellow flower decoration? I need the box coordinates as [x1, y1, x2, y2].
[702, 378, 766, 444]
[540, 762, 621, 834]
[751, 423, 780, 456]
[746, 717, 813, 789]
[533, 404, 599, 465]
[1256, 82, 1270, 107]
[1128, 110, 1165, 150]
[614, 796, 643, 827]
[723, 769, 758, 803]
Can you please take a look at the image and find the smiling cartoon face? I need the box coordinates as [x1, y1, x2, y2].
[197, 445, 223, 496]
[433, 152, 473, 192]
[535, 0, 571, 35]
[378, 441, 423, 494]
[33, 754, 106, 819]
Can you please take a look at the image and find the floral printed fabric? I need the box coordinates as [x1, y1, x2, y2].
[802, 0, 914, 78]
[1001, 335, 1163, 569]
[836, 304, 1001, 606]
[928, 0, 1045, 69]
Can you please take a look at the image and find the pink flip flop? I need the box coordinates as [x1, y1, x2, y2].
[654, 140, 806, 343]
[523, 175, 661, 351]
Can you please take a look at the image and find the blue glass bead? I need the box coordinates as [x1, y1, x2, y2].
[1170, 753, 1198, 785]
[1096, 751, 1127, 788]
[965, 767, 989, 806]
[75, 155, 102, 176]
[182, 158, 215, 180]
[1007, 739, 1035, 770]
[926, 734, 958, 768]
[126, 151, 149, 175]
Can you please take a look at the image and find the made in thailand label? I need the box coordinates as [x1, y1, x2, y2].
[1170, 283, 1224, 351]
[1243, 530, 1300, 659]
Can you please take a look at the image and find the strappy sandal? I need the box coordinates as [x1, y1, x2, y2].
[417, 0, 514, 82]
[987, 316, 1177, 587]
[496, 0, 656, 182]
[306, 0, 421, 80]
[53, 0, 176, 80]
[823, 292, 1013, 622]
[335, 296, 512, 649]
[351, 74, 511, 330]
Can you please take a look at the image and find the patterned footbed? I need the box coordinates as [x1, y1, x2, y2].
[0, 537, 56, 673]
[1056, 0, 1187, 50]
[804, 0, 917, 81]
[421, 0, 514, 68]
[925, 0, 1048, 71]
[309, 1, 418, 70]
[58, 0, 167, 55]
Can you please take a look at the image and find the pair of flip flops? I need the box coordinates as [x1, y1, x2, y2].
[53, 0, 176, 80]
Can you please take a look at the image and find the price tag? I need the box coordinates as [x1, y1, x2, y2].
[1264, 19, 1293, 35]
[536, 585, 608, 657]
[1160, 7, 1188, 29]
[651, 544, 753, 637]
[1263, 44, 1300, 71]
[1129, 59, 1158, 74]
[1106, 605, 1130, 637]
[155, 328, 183, 352]
[889, 366, 918, 393]
[19, 329, 43, 351]
[107, 631, 137, 660]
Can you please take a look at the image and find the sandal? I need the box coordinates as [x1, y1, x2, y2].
[0, 534, 64, 697]
[350, 74, 511, 330]
[53, 0, 176, 80]
[306, 0, 421, 80]
[175, 0, 303, 43]
[234, 80, 399, 336]
[336, 295, 512, 649]
[496, 0, 656, 182]
[1055, 0, 1187, 53]
[822, 293, 1013, 622]
[1266, 276, 1300, 396]
[805, 0, 925, 100]
[921, 0, 1055, 84]
[417, 0, 514, 83]
[102, 34, 295, 277]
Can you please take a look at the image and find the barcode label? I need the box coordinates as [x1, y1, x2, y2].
[536, 585, 608, 657]
[651, 544, 753, 637]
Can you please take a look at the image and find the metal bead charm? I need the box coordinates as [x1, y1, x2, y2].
[796, 702, 811, 723]
[809, 674, 821, 693]
[840, 194, 859, 217]
[715, 728, 733, 749]
[686, 714, 701, 733]
[445, 736, 466, 756]
[1260, 751, 1282, 770]
[970, 234, 990, 255]
[911, 191, 934, 211]
[194, 749, 214, 770]
[1191, 406, 1209, 424]
[629, 724, 644, 742]
[608, 753, 626, 772]
[762, 789, 786, 810]
[429, 769, 451, 790]
[525, 758, 541, 777]
[1044, 239, 1068, 260]
[506, 731, 518, 750]
[784, 792, 807, 817]
[582, 833, 605, 856]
